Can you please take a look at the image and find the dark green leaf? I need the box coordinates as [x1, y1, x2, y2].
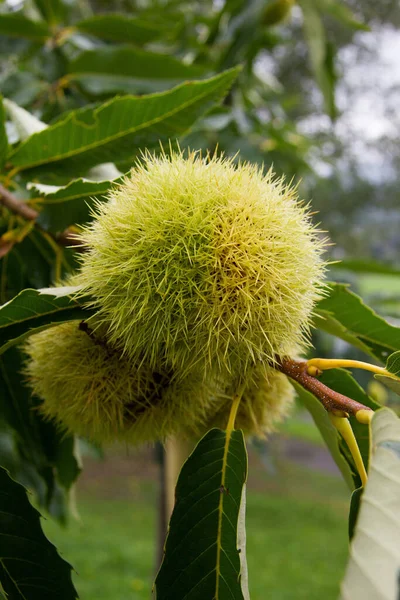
[74, 13, 177, 44]
[0, 97, 8, 170]
[315, 283, 400, 362]
[155, 428, 249, 600]
[8, 68, 240, 180]
[0, 287, 92, 355]
[299, 0, 336, 119]
[348, 487, 362, 540]
[0, 347, 79, 522]
[33, 0, 67, 25]
[31, 177, 123, 232]
[67, 45, 208, 95]
[291, 381, 355, 489]
[0, 12, 51, 41]
[0, 466, 78, 599]
[330, 258, 400, 275]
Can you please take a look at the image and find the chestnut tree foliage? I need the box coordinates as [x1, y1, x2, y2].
[0, 1, 399, 599]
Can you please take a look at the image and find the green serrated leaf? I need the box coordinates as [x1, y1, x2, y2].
[291, 380, 355, 490]
[0, 97, 8, 170]
[31, 177, 123, 232]
[0, 467, 78, 599]
[67, 45, 208, 95]
[315, 283, 400, 362]
[0, 287, 93, 355]
[8, 68, 240, 180]
[74, 13, 179, 44]
[155, 428, 249, 600]
[0, 11, 51, 41]
[340, 408, 400, 600]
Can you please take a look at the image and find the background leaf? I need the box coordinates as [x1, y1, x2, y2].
[299, 0, 336, 119]
[8, 68, 240, 181]
[0, 287, 92, 355]
[0, 466, 78, 599]
[0, 12, 50, 41]
[340, 408, 400, 600]
[33, 0, 67, 26]
[67, 46, 208, 96]
[74, 13, 180, 44]
[31, 177, 123, 232]
[0, 97, 8, 170]
[315, 283, 400, 362]
[155, 428, 249, 600]
[0, 347, 81, 523]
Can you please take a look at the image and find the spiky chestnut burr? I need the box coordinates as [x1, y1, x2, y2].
[206, 367, 295, 437]
[23, 320, 216, 444]
[77, 151, 327, 385]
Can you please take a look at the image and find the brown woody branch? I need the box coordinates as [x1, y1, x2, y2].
[0, 183, 83, 249]
[276, 357, 373, 417]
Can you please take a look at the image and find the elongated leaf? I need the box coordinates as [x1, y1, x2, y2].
[4, 98, 47, 142]
[313, 309, 374, 357]
[348, 487, 362, 540]
[375, 350, 400, 396]
[30, 177, 123, 232]
[316, 0, 370, 31]
[8, 68, 239, 179]
[0, 347, 80, 522]
[155, 428, 249, 600]
[291, 381, 355, 489]
[0, 286, 92, 355]
[0, 11, 50, 41]
[315, 283, 400, 362]
[74, 13, 178, 44]
[0, 467, 77, 599]
[34, 0, 67, 25]
[0, 97, 8, 170]
[340, 408, 400, 600]
[299, 0, 336, 118]
[67, 45, 207, 95]
[330, 258, 400, 275]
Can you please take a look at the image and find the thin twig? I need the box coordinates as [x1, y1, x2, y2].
[276, 357, 373, 417]
[0, 183, 83, 248]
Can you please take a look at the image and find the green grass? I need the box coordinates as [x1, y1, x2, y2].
[43, 456, 350, 600]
